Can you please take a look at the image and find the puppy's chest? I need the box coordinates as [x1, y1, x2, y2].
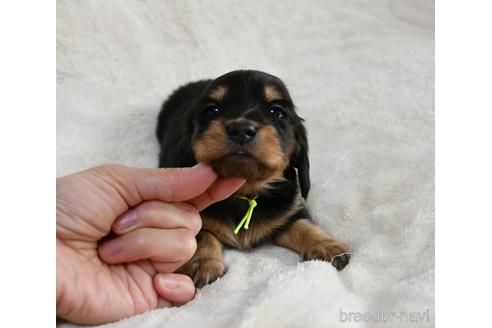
[202, 209, 289, 249]
[201, 181, 301, 249]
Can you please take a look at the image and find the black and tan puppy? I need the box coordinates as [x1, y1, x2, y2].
[156, 70, 350, 287]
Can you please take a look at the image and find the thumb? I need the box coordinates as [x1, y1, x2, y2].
[99, 163, 219, 207]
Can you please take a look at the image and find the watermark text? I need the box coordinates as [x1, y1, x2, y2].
[339, 309, 431, 323]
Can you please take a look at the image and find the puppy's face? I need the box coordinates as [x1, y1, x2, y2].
[191, 70, 306, 193]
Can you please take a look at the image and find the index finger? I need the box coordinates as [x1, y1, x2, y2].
[187, 177, 246, 211]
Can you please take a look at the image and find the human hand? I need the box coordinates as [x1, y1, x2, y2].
[56, 164, 244, 324]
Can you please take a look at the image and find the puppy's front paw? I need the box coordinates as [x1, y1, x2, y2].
[178, 256, 225, 289]
[303, 239, 351, 271]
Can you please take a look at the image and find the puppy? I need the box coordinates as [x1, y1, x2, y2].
[156, 70, 350, 288]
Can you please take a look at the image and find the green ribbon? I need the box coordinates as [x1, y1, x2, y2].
[233, 196, 258, 234]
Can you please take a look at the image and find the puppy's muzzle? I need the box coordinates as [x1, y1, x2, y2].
[226, 121, 257, 145]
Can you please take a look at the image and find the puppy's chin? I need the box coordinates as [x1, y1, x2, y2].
[209, 154, 276, 182]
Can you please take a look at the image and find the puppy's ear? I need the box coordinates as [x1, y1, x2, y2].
[292, 122, 310, 199]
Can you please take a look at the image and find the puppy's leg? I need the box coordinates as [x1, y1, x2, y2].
[176, 230, 225, 288]
[274, 219, 351, 270]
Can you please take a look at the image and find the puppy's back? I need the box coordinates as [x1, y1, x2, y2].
[157, 79, 212, 168]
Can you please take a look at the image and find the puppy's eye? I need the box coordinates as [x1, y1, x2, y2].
[203, 104, 220, 117]
[269, 105, 286, 119]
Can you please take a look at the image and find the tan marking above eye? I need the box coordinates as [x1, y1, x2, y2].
[209, 85, 227, 102]
[265, 85, 283, 102]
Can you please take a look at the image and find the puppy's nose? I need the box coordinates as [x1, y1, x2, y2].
[226, 121, 257, 145]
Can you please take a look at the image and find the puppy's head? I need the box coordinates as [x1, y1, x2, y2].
[190, 70, 310, 197]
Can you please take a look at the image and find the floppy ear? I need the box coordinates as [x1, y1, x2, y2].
[293, 122, 310, 199]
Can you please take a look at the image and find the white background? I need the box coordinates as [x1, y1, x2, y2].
[1, 0, 491, 327]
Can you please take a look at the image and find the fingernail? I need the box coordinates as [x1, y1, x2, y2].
[193, 163, 207, 169]
[100, 238, 123, 257]
[115, 209, 136, 230]
[160, 275, 181, 289]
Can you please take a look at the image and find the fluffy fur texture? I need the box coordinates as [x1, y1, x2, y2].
[57, 0, 434, 327]
[156, 70, 350, 286]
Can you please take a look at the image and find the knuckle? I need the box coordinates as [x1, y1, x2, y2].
[189, 212, 202, 235]
[177, 202, 202, 234]
[92, 164, 131, 190]
[139, 201, 173, 227]
[175, 229, 197, 262]
[177, 202, 197, 215]
[133, 233, 147, 250]
[140, 200, 159, 217]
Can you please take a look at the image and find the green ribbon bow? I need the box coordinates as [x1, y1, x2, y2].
[233, 196, 258, 234]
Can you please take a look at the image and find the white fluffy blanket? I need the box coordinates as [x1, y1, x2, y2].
[57, 0, 434, 326]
